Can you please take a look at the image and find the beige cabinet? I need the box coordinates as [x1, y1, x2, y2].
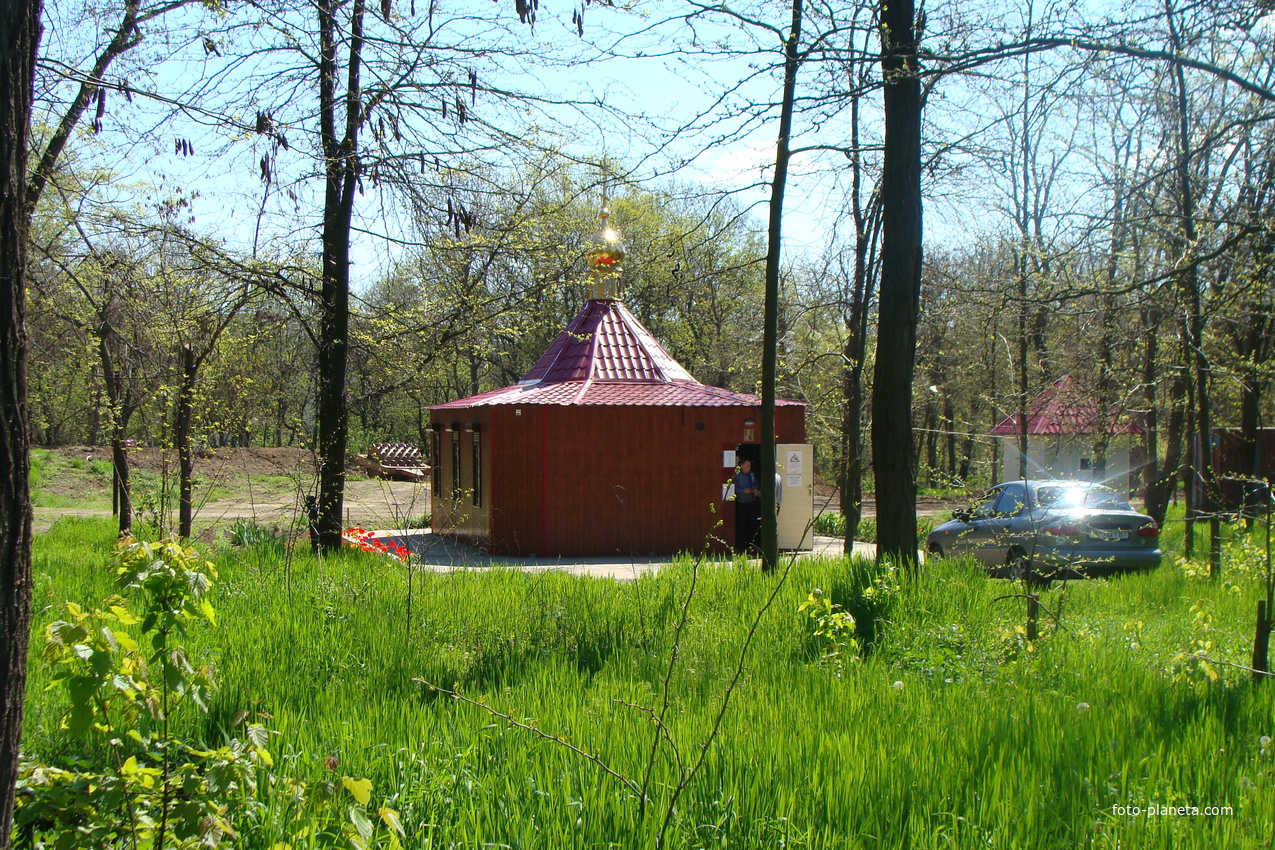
[776, 443, 814, 550]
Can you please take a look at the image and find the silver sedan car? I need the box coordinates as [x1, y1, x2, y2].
[925, 480, 1162, 583]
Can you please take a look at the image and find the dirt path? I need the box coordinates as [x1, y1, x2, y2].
[33, 446, 432, 539]
[34, 478, 432, 539]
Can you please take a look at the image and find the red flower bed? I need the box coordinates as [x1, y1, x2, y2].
[342, 528, 411, 562]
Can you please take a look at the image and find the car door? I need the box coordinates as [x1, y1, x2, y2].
[952, 487, 1003, 561]
[964, 483, 1029, 565]
[986, 482, 1030, 565]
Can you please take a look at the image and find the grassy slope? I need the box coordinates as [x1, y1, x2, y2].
[28, 447, 299, 509]
[22, 516, 1275, 848]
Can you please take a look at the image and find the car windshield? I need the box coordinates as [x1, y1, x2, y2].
[1033, 484, 1131, 510]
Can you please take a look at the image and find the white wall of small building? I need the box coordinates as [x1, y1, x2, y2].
[996, 435, 1135, 495]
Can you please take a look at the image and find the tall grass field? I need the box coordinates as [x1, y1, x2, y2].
[17, 515, 1275, 848]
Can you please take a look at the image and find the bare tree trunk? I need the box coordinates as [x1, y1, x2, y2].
[177, 345, 196, 538]
[839, 42, 879, 555]
[97, 310, 133, 534]
[1234, 253, 1271, 527]
[88, 384, 102, 446]
[314, 0, 365, 551]
[872, 0, 923, 564]
[926, 403, 939, 485]
[1094, 189, 1124, 480]
[841, 329, 866, 551]
[944, 394, 955, 480]
[758, 0, 803, 572]
[1141, 305, 1163, 517]
[1094, 294, 1116, 479]
[0, 0, 40, 841]
[110, 433, 132, 534]
[1239, 369, 1263, 524]
[1182, 347, 1195, 557]
[1168, 0, 1219, 573]
[1016, 288, 1029, 480]
[841, 235, 877, 550]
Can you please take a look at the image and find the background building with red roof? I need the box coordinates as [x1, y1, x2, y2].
[990, 375, 1144, 494]
[428, 209, 811, 556]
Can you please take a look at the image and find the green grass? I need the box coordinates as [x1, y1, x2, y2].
[20, 517, 1275, 848]
[27, 449, 112, 508]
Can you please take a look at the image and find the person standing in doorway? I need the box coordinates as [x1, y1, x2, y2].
[734, 458, 761, 554]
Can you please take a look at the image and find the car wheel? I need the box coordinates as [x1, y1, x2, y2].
[926, 542, 943, 562]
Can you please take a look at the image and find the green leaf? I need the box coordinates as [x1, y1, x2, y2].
[247, 724, 269, 749]
[342, 776, 373, 806]
[378, 807, 405, 836]
[89, 649, 114, 677]
[163, 659, 184, 690]
[109, 605, 140, 626]
[47, 620, 88, 646]
[348, 806, 374, 842]
[66, 701, 94, 735]
[66, 675, 98, 707]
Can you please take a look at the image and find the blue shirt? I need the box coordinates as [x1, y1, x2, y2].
[734, 470, 758, 502]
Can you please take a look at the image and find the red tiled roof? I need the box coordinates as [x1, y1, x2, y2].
[520, 299, 696, 384]
[432, 380, 805, 408]
[433, 298, 805, 410]
[990, 375, 1143, 436]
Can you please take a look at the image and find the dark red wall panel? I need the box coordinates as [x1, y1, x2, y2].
[435, 402, 806, 557]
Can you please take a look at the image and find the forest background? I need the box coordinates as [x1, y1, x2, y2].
[18, 0, 1275, 548]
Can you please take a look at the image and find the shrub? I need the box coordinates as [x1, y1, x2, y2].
[228, 519, 289, 553]
[16, 536, 405, 848]
[827, 557, 900, 652]
[811, 513, 932, 545]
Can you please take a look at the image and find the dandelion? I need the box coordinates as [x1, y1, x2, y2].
[1076, 702, 1091, 712]
[892, 681, 904, 690]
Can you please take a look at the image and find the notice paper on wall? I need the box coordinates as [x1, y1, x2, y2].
[786, 450, 802, 475]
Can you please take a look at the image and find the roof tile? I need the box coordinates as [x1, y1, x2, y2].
[433, 298, 805, 411]
[990, 375, 1144, 436]
[521, 300, 696, 385]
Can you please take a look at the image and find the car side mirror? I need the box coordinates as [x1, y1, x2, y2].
[954, 509, 971, 523]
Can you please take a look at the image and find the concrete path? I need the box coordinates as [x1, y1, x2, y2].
[363, 531, 878, 580]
